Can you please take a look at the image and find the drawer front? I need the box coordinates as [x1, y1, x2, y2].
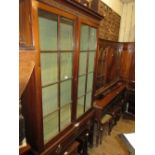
[62, 141, 79, 155]
[112, 90, 125, 105]
[40, 127, 77, 155]
[45, 133, 77, 155]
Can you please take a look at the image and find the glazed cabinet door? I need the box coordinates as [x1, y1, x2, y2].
[76, 24, 97, 118]
[38, 9, 75, 144]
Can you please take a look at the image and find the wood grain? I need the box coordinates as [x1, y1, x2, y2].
[94, 83, 125, 109]
[19, 51, 36, 97]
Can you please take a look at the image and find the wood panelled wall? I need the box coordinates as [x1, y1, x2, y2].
[96, 39, 120, 92]
[95, 39, 135, 114]
[119, 42, 135, 82]
[95, 39, 135, 94]
[19, 0, 33, 48]
[91, 0, 121, 41]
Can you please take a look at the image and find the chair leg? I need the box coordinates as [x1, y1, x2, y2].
[96, 123, 100, 147]
[100, 127, 103, 144]
[108, 120, 112, 135]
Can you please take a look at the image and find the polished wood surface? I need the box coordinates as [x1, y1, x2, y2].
[94, 83, 125, 109]
[19, 50, 36, 155]
[19, 51, 36, 98]
[63, 141, 79, 155]
[19, 0, 33, 48]
[39, 110, 95, 155]
[64, 0, 103, 20]
[95, 39, 120, 93]
[19, 144, 31, 155]
[119, 43, 135, 82]
[95, 40, 135, 117]
[119, 42, 135, 115]
[20, 0, 102, 154]
[104, 46, 118, 83]
[94, 82, 126, 146]
[39, 0, 103, 21]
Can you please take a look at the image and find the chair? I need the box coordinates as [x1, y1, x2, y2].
[99, 114, 113, 144]
[108, 105, 122, 129]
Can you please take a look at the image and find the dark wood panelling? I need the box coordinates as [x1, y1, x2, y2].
[39, 0, 103, 23]
[104, 46, 118, 83]
[19, 0, 33, 48]
[95, 40, 135, 115]
[19, 144, 31, 155]
[62, 141, 79, 155]
[119, 43, 135, 82]
[119, 42, 135, 115]
[95, 40, 135, 95]
[21, 68, 44, 152]
[19, 51, 36, 97]
[95, 39, 120, 95]
[94, 83, 125, 109]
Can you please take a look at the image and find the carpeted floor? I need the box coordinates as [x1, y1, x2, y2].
[88, 118, 135, 155]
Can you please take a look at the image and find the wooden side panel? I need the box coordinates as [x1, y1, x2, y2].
[19, 51, 36, 97]
[105, 47, 118, 83]
[21, 68, 44, 151]
[119, 43, 135, 82]
[19, 0, 33, 48]
[96, 39, 119, 92]
[119, 43, 135, 116]
[129, 50, 135, 82]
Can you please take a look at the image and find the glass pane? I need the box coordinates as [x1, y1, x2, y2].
[60, 18, 73, 50]
[88, 52, 95, 72]
[39, 10, 57, 51]
[80, 25, 89, 50]
[61, 53, 72, 80]
[60, 104, 71, 130]
[60, 80, 72, 107]
[85, 92, 92, 111]
[89, 28, 97, 50]
[41, 53, 58, 86]
[79, 52, 87, 75]
[42, 84, 58, 117]
[78, 75, 86, 97]
[77, 97, 85, 118]
[43, 111, 59, 143]
[87, 73, 94, 92]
